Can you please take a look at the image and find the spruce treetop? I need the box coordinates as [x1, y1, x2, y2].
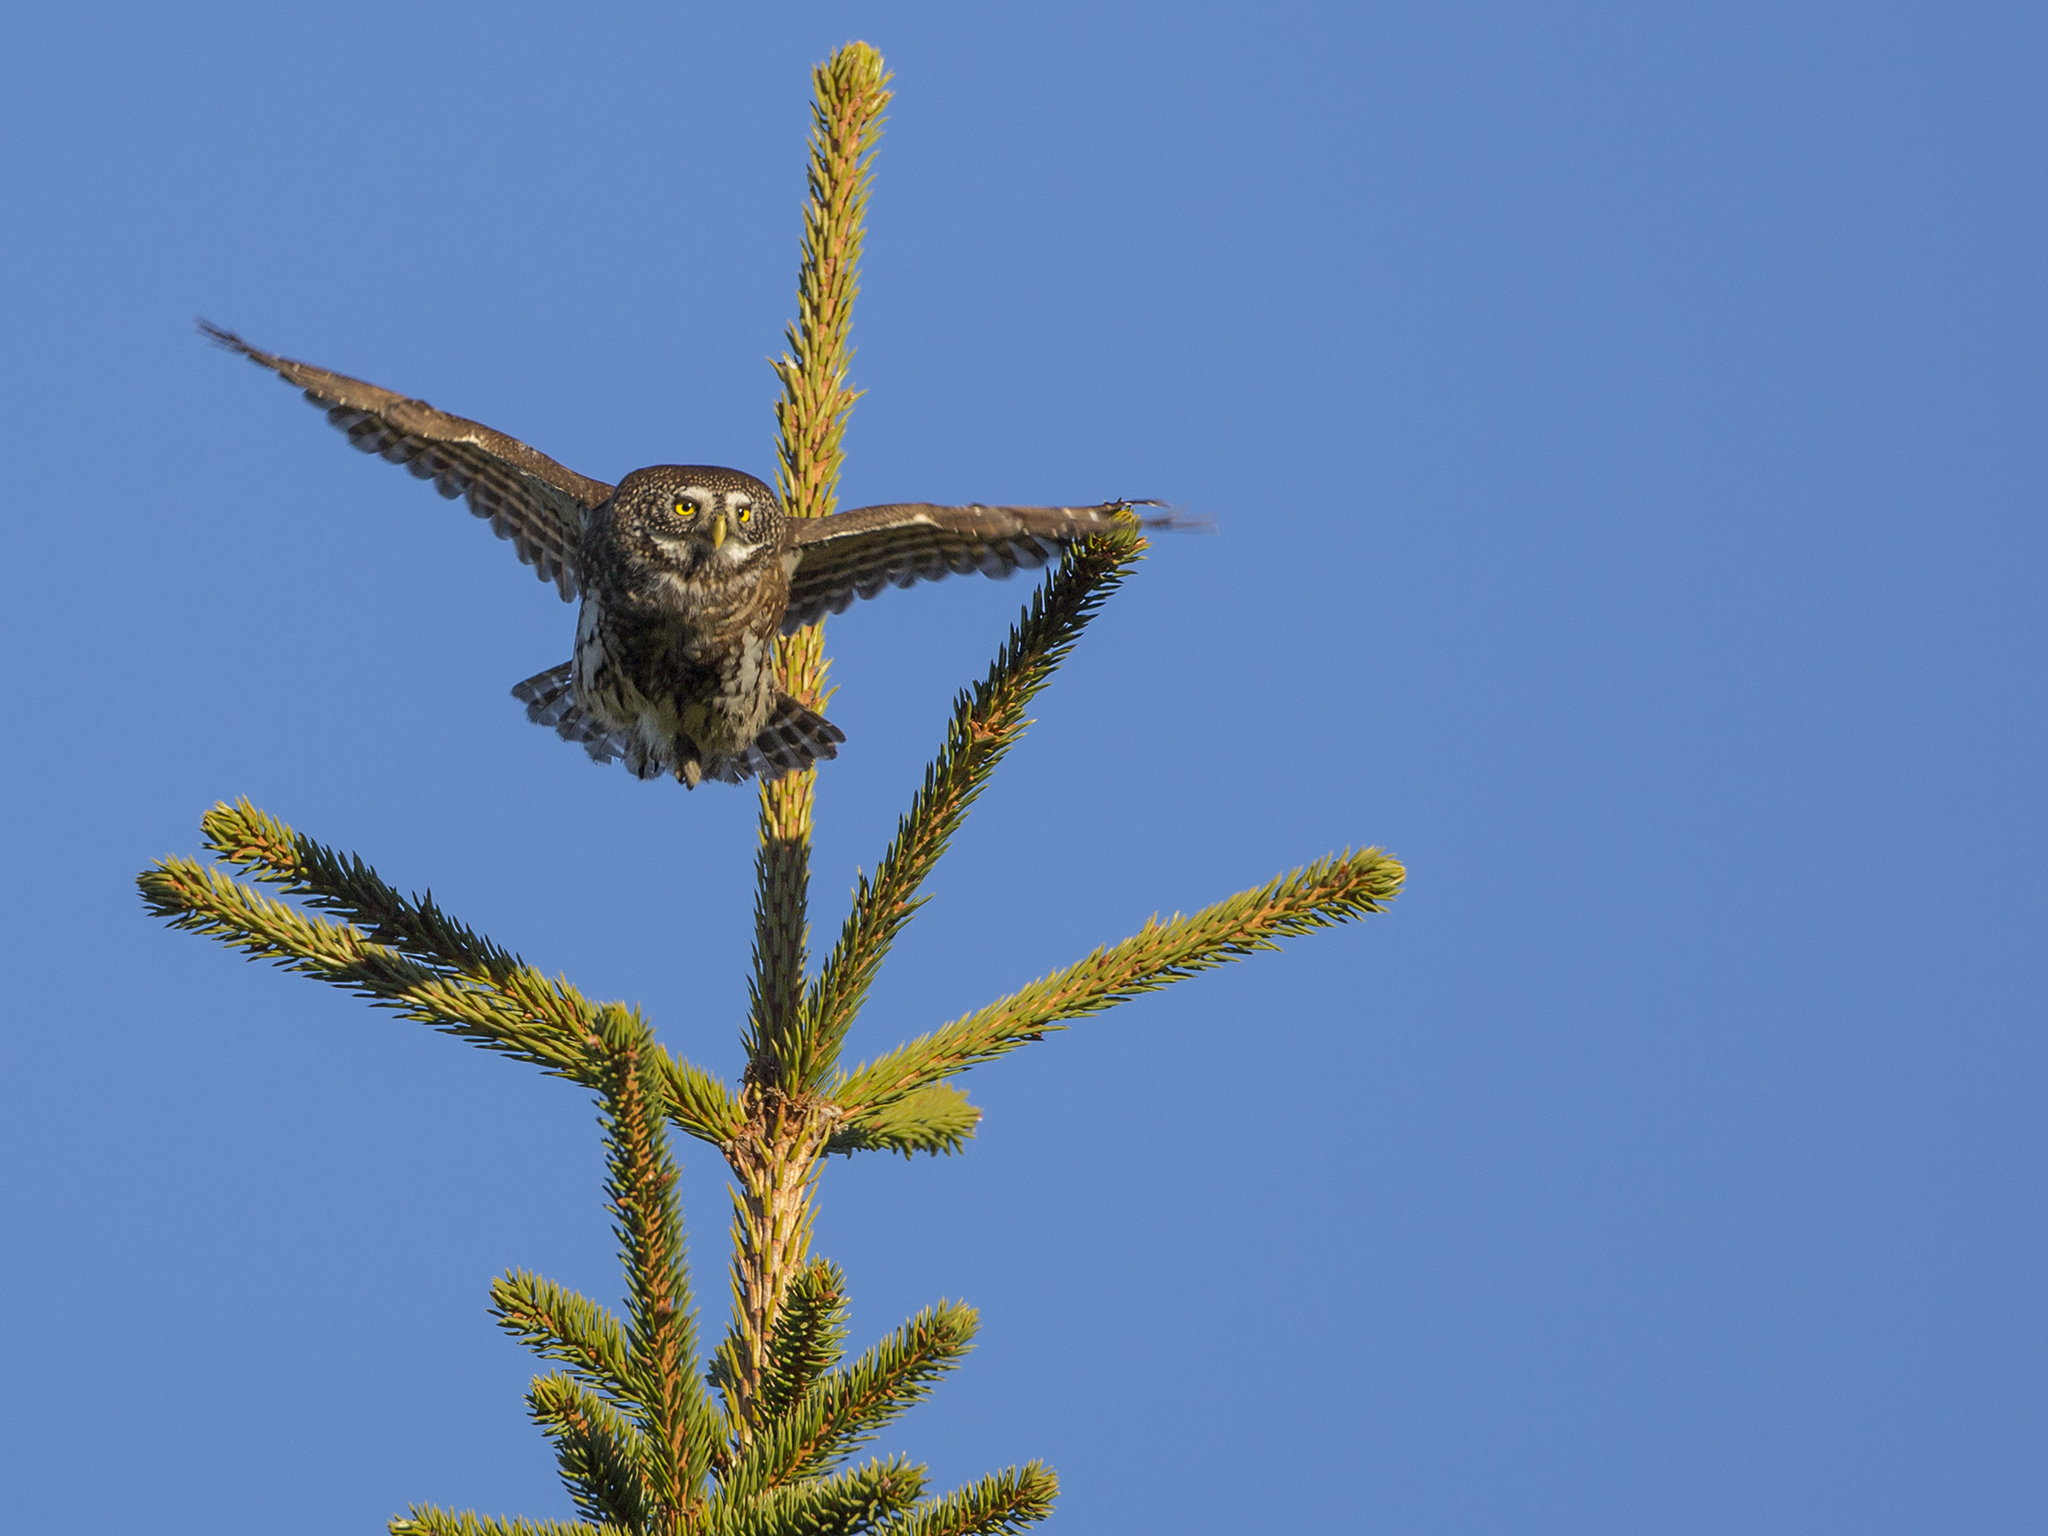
[140, 41, 1402, 1536]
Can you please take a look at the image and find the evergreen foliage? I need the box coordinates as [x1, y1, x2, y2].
[138, 40, 1404, 1535]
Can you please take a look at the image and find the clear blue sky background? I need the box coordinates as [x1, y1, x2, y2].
[2, 3, 2041, 1532]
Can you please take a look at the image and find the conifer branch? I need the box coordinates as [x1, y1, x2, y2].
[660, 1049, 749, 1149]
[826, 1083, 979, 1158]
[390, 1511, 619, 1536]
[717, 1456, 925, 1536]
[594, 1010, 719, 1525]
[139, 810, 745, 1148]
[835, 849, 1405, 1111]
[802, 528, 1145, 1089]
[749, 40, 890, 1091]
[755, 1259, 851, 1423]
[723, 1301, 978, 1504]
[491, 1272, 638, 1402]
[722, 39, 892, 1448]
[714, 1102, 835, 1436]
[139, 854, 593, 1067]
[873, 1464, 1059, 1536]
[198, 799, 521, 977]
[526, 1374, 652, 1532]
[774, 40, 890, 525]
[745, 832, 814, 1089]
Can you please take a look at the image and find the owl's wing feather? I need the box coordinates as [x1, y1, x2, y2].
[781, 501, 1168, 632]
[202, 322, 609, 601]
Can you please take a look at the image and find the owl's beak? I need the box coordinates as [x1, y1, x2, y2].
[711, 513, 728, 551]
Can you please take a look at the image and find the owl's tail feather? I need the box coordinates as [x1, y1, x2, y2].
[513, 665, 844, 787]
[742, 693, 847, 782]
[511, 662, 634, 766]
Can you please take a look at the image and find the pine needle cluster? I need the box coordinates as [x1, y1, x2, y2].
[138, 40, 1404, 1536]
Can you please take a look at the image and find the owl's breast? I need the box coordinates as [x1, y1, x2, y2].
[574, 592, 781, 757]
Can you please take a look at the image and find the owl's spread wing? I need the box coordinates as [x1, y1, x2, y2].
[782, 501, 1168, 632]
[203, 322, 610, 601]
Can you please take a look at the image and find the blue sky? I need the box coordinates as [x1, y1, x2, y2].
[2, 3, 2042, 1532]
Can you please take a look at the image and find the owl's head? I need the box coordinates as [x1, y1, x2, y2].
[608, 465, 786, 575]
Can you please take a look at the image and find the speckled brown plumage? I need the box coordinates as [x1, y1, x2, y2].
[205, 324, 1170, 786]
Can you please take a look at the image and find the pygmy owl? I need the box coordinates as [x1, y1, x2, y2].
[206, 325, 1172, 787]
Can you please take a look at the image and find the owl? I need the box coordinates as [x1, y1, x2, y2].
[205, 325, 1170, 787]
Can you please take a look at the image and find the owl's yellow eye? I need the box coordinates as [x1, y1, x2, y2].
[737, 506, 752, 523]
[673, 498, 696, 518]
